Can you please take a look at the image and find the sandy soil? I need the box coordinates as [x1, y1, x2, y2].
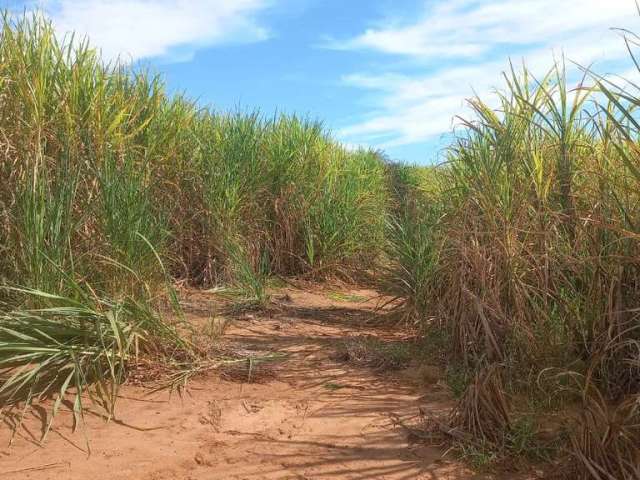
[1, 287, 497, 480]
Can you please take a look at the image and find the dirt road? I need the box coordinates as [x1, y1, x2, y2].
[1, 287, 484, 480]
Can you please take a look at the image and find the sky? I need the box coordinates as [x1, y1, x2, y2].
[6, 0, 640, 164]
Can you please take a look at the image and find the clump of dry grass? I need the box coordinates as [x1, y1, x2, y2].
[448, 363, 511, 447]
[335, 335, 413, 371]
[570, 389, 640, 480]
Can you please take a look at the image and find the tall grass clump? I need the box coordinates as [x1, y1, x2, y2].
[382, 163, 444, 320]
[383, 53, 640, 476]
[0, 12, 389, 435]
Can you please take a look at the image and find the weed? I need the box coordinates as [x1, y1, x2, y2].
[324, 382, 345, 390]
[327, 291, 368, 303]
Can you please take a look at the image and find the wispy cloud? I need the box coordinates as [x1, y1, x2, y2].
[30, 0, 272, 63]
[328, 0, 639, 152]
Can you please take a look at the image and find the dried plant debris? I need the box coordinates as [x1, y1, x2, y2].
[334, 335, 412, 371]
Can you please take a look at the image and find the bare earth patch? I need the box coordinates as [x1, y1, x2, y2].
[0, 287, 513, 480]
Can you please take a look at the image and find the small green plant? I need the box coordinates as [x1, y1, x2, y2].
[445, 365, 472, 399]
[326, 291, 367, 303]
[324, 381, 345, 390]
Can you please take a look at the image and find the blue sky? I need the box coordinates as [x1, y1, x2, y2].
[7, 0, 640, 164]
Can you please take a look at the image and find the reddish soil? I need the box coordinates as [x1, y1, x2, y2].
[1, 287, 502, 480]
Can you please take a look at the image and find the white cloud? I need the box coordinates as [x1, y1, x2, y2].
[332, 0, 631, 59]
[32, 0, 272, 63]
[331, 0, 640, 151]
